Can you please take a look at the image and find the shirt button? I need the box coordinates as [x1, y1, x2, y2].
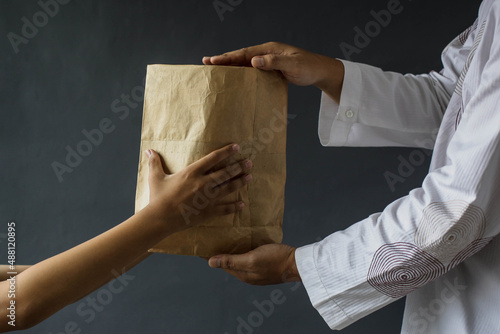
[345, 109, 354, 118]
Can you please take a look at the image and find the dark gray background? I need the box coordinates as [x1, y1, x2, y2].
[0, 0, 482, 333]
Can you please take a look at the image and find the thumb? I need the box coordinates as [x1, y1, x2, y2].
[147, 149, 165, 180]
[208, 254, 247, 270]
[251, 54, 291, 71]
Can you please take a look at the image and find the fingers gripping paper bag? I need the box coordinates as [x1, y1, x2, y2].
[135, 64, 288, 257]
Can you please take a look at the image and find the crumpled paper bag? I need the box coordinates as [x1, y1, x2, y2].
[135, 64, 288, 257]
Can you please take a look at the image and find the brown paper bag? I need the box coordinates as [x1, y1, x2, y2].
[135, 64, 288, 257]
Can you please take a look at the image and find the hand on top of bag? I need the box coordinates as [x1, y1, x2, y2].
[202, 41, 345, 102]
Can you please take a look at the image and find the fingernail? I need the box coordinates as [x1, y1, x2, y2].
[245, 174, 252, 182]
[210, 257, 221, 268]
[238, 202, 245, 209]
[254, 57, 264, 68]
[232, 144, 240, 151]
[145, 149, 152, 158]
[245, 160, 253, 168]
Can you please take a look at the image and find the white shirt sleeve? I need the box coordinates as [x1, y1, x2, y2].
[296, 6, 500, 330]
[319, 37, 468, 149]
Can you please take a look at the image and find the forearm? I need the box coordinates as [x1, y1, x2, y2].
[12, 204, 176, 329]
[0, 266, 31, 282]
[316, 60, 451, 148]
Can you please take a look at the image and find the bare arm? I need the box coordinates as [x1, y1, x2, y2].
[0, 266, 31, 282]
[0, 144, 252, 332]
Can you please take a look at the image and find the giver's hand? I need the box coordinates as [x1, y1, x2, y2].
[146, 144, 252, 232]
[202, 42, 344, 102]
[208, 243, 301, 285]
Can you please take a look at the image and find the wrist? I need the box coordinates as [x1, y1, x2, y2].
[286, 247, 301, 282]
[140, 202, 183, 236]
[314, 56, 345, 103]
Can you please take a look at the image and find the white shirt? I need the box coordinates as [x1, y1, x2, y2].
[295, 1, 500, 333]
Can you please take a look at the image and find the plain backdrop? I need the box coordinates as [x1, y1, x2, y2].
[0, 0, 483, 333]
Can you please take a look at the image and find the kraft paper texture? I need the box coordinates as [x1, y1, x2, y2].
[135, 64, 288, 257]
